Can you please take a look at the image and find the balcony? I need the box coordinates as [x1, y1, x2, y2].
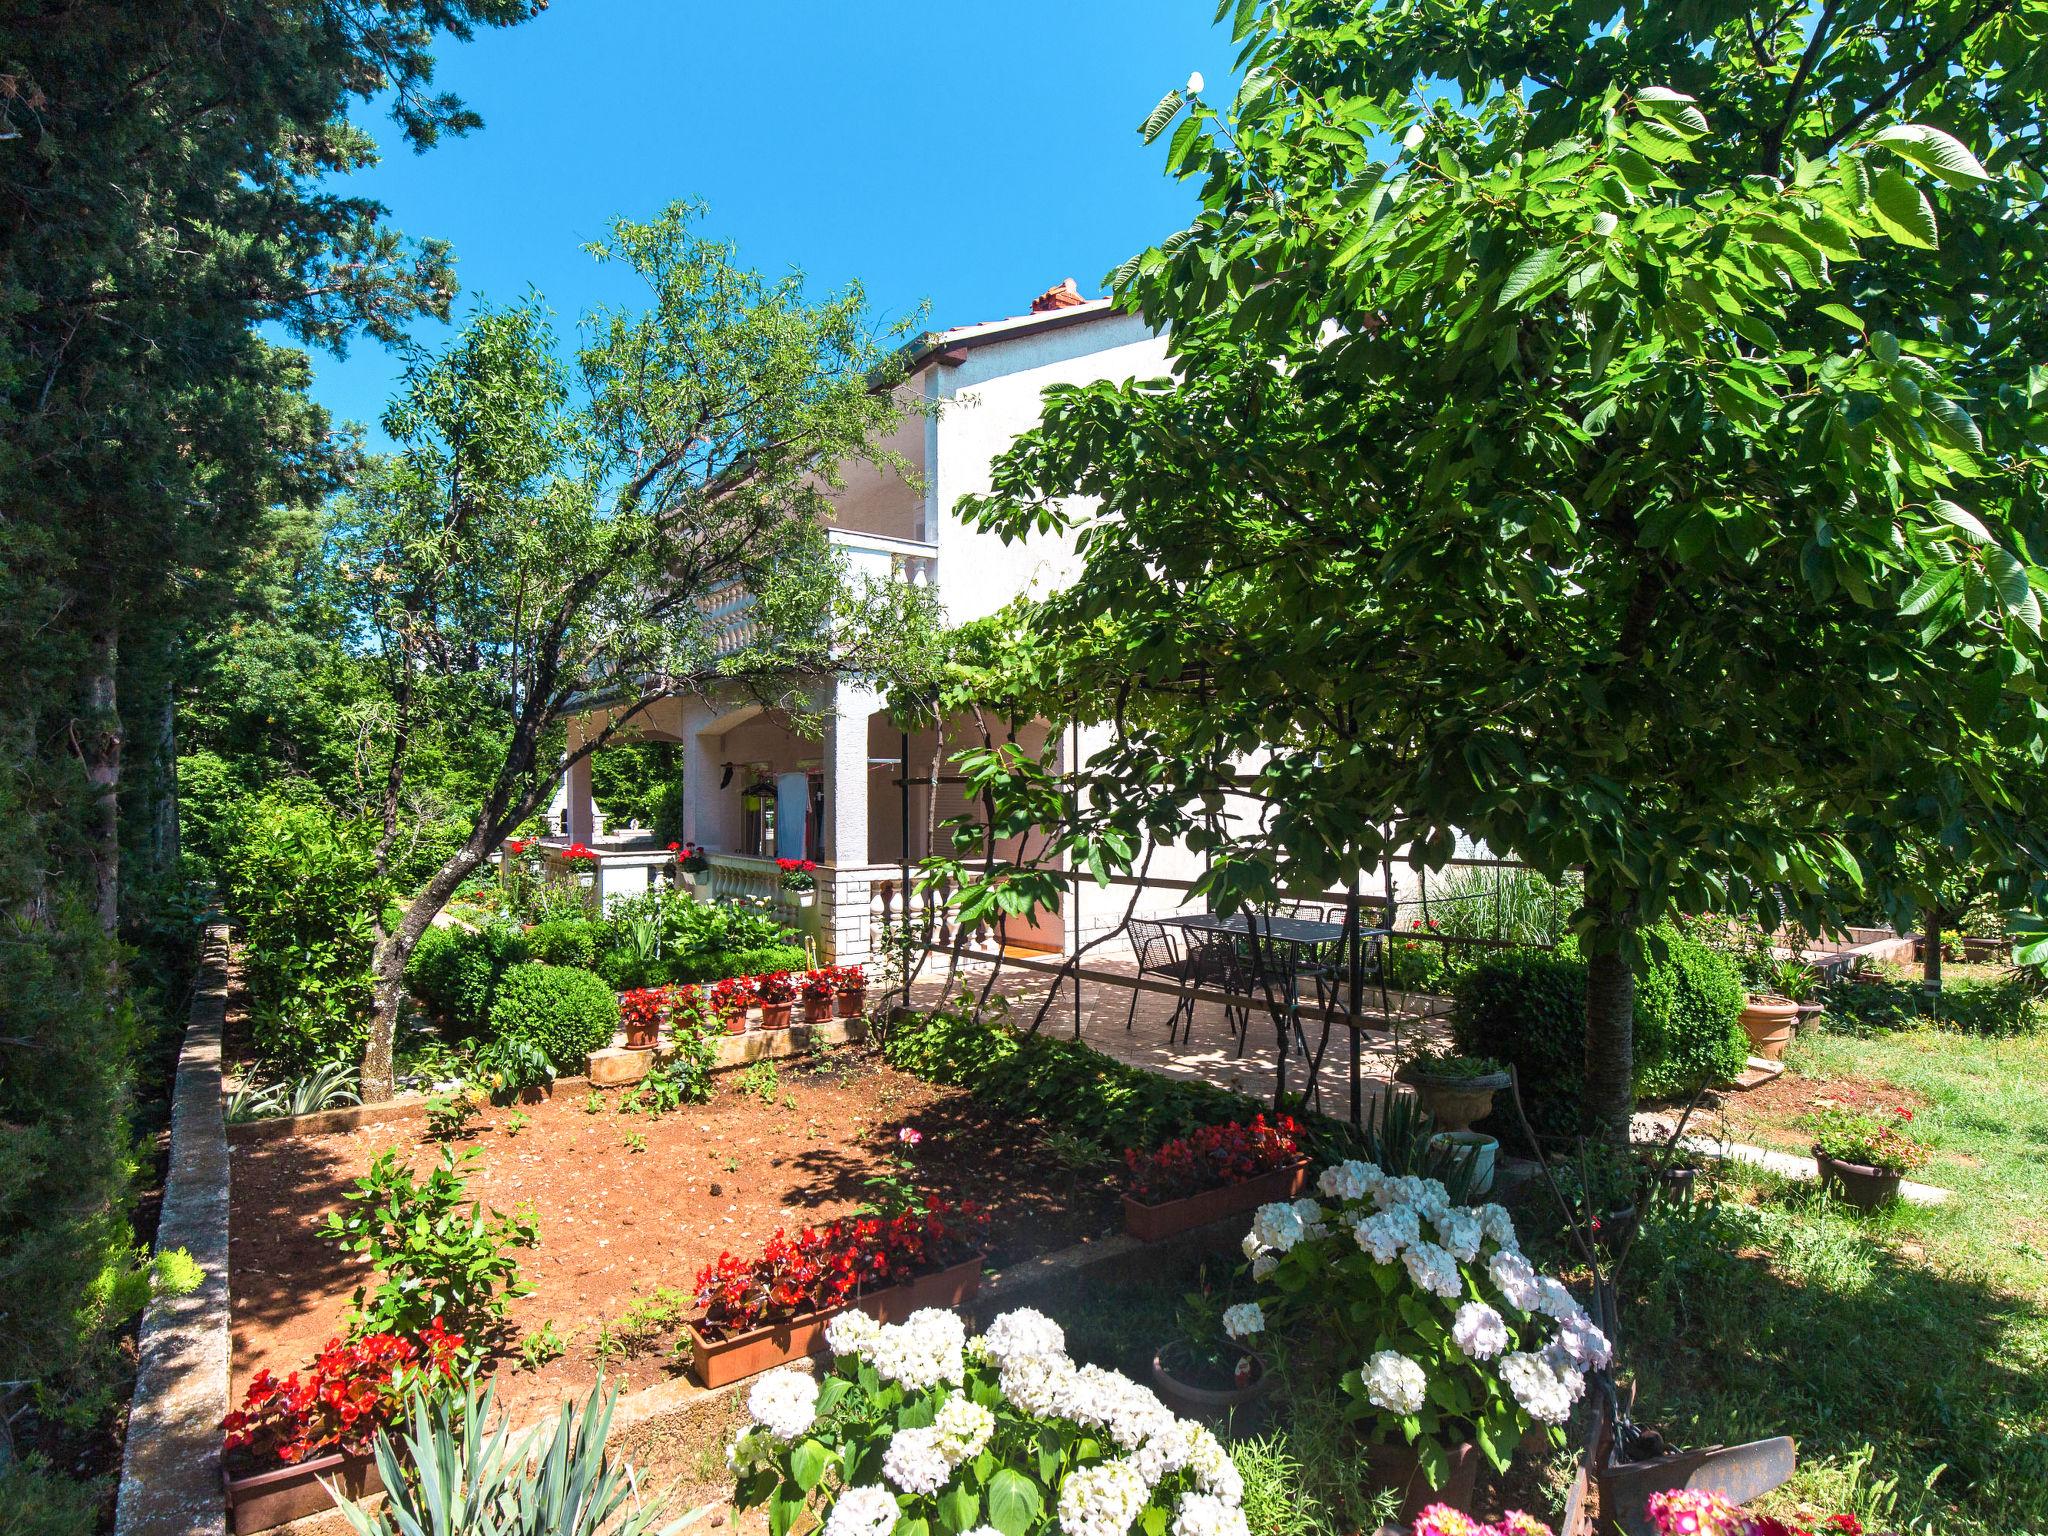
[694, 526, 938, 659]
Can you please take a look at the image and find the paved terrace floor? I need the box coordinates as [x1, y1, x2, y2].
[906, 952, 1453, 1117]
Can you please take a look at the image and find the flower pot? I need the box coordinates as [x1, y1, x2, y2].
[1361, 1438, 1479, 1525]
[720, 1012, 748, 1035]
[1814, 1149, 1904, 1211]
[621, 1015, 660, 1050]
[802, 996, 834, 1024]
[1121, 1160, 1311, 1243]
[1596, 1202, 1638, 1256]
[1428, 1130, 1498, 1195]
[1403, 1070, 1510, 1134]
[836, 988, 866, 1019]
[1794, 1001, 1826, 1034]
[1151, 1342, 1273, 1422]
[684, 1253, 985, 1388]
[791, 888, 816, 908]
[1739, 995, 1800, 1060]
[223, 1447, 382, 1535]
[759, 1001, 792, 1030]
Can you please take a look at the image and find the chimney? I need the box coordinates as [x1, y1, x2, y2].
[1029, 277, 1087, 313]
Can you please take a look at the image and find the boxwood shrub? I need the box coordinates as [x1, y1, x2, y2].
[486, 964, 620, 1070]
[404, 924, 530, 1038]
[524, 917, 599, 970]
[1451, 930, 1746, 1135]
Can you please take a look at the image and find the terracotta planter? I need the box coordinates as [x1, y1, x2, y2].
[1122, 1160, 1311, 1243]
[801, 995, 834, 1024]
[1740, 995, 1800, 1060]
[836, 988, 866, 1019]
[684, 1253, 985, 1388]
[1793, 1001, 1826, 1034]
[720, 1012, 748, 1035]
[759, 1000, 792, 1031]
[1814, 1149, 1904, 1211]
[224, 1447, 381, 1535]
[1402, 1070, 1510, 1133]
[1151, 1343, 1273, 1422]
[621, 1015, 660, 1050]
[1361, 1438, 1479, 1524]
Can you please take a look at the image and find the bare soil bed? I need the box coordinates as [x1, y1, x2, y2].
[228, 1044, 1119, 1422]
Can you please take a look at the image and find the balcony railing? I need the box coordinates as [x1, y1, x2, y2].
[694, 527, 938, 659]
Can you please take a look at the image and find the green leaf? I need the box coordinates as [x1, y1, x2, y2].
[936, 1484, 980, 1535]
[1869, 168, 1939, 250]
[987, 1469, 1043, 1536]
[769, 1487, 807, 1536]
[1930, 499, 1993, 545]
[790, 1438, 831, 1494]
[1899, 565, 1962, 616]
[1868, 124, 1994, 186]
[1815, 303, 1863, 331]
[1498, 247, 1561, 307]
[1988, 549, 2041, 630]
[1140, 90, 1184, 145]
[1924, 395, 1984, 453]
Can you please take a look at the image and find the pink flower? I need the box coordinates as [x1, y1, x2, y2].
[898, 1127, 923, 1146]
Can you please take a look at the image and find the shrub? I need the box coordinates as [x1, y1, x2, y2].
[487, 963, 620, 1069]
[706, 942, 809, 981]
[525, 917, 599, 969]
[1451, 932, 1747, 1134]
[219, 791, 389, 1066]
[404, 923, 530, 1037]
[320, 1147, 536, 1337]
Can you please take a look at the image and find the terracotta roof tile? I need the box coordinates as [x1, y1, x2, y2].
[1029, 277, 1088, 312]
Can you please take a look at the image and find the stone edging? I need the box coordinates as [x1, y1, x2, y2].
[116, 923, 234, 1536]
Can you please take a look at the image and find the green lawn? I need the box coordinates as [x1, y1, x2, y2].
[1623, 1023, 2048, 1535]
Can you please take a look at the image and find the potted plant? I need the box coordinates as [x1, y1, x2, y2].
[754, 970, 796, 1029]
[834, 963, 868, 1018]
[1738, 993, 1800, 1060]
[776, 856, 818, 907]
[1151, 1273, 1274, 1420]
[798, 968, 837, 1024]
[617, 985, 672, 1050]
[1239, 1162, 1608, 1521]
[670, 840, 711, 891]
[1395, 1050, 1511, 1133]
[1811, 1103, 1928, 1210]
[685, 1200, 988, 1386]
[221, 1321, 463, 1534]
[1120, 1115, 1309, 1242]
[1427, 1129, 1499, 1196]
[709, 975, 756, 1034]
[728, 1305, 1250, 1536]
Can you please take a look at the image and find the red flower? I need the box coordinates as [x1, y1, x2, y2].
[1895, 1107, 1914, 1121]
[1122, 1116, 1304, 1204]
[221, 1325, 462, 1466]
[562, 841, 598, 863]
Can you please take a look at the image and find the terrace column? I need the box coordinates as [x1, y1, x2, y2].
[564, 751, 596, 844]
[820, 680, 881, 964]
[679, 699, 720, 849]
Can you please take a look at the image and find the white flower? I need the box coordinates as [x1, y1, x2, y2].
[883, 1425, 952, 1495]
[999, 1350, 1081, 1419]
[1499, 1350, 1584, 1425]
[1173, 1492, 1250, 1536]
[1239, 1230, 1263, 1262]
[980, 1308, 1065, 1366]
[825, 1308, 883, 1359]
[1070, 1364, 1175, 1450]
[1488, 1249, 1540, 1311]
[747, 1369, 819, 1440]
[1363, 1349, 1429, 1415]
[932, 1395, 995, 1462]
[1058, 1460, 1150, 1536]
[869, 1309, 966, 1392]
[1450, 1301, 1509, 1361]
[1475, 1202, 1520, 1252]
[1550, 1312, 1612, 1370]
[1533, 1277, 1584, 1322]
[1185, 71, 1205, 96]
[1433, 1208, 1483, 1263]
[1249, 1202, 1306, 1254]
[1401, 1239, 1463, 1299]
[1352, 1202, 1420, 1264]
[1130, 1417, 1204, 1484]
[1221, 1302, 1265, 1340]
[726, 1426, 775, 1473]
[823, 1486, 900, 1536]
[1185, 1426, 1243, 1504]
[1317, 1160, 1384, 1203]
[1376, 1175, 1450, 1219]
[1250, 1253, 1278, 1280]
[1291, 1197, 1324, 1224]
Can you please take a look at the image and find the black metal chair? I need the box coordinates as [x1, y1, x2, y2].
[1126, 918, 1184, 1033]
[1178, 929, 1251, 1047]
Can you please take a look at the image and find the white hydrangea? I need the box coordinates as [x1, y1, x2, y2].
[824, 1308, 882, 1360]
[869, 1309, 966, 1392]
[1173, 1492, 1252, 1536]
[1057, 1459, 1150, 1536]
[1375, 1175, 1450, 1219]
[1067, 1364, 1175, 1450]
[1317, 1159, 1385, 1203]
[1499, 1350, 1584, 1425]
[882, 1425, 953, 1495]
[1433, 1208, 1483, 1263]
[1475, 1202, 1519, 1252]
[1248, 1201, 1306, 1254]
[1401, 1238, 1463, 1299]
[1549, 1312, 1612, 1370]
[1250, 1253, 1278, 1281]
[1534, 1277, 1585, 1322]
[1352, 1202, 1419, 1264]
[1289, 1197, 1329, 1237]
[932, 1395, 995, 1462]
[999, 1350, 1082, 1420]
[1488, 1248, 1540, 1311]
[1450, 1300, 1509, 1361]
[822, 1485, 901, 1536]
[1221, 1302, 1265, 1339]
[1363, 1349, 1429, 1415]
[1239, 1230, 1263, 1262]
[979, 1308, 1065, 1366]
[1185, 1426, 1243, 1504]
[725, 1426, 775, 1473]
[1130, 1417, 1205, 1485]
[747, 1369, 819, 1440]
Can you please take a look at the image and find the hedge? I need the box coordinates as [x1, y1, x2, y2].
[525, 917, 599, 970]
[404, 924, 530, 1038]
[486, 964, 620, 1069]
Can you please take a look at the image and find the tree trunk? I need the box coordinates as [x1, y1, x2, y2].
[83, 624, 122, 934]
[361, 842, 489, 1100]
[1920, 905, 1943, 1015]
[1582, 877, 1638, 1144]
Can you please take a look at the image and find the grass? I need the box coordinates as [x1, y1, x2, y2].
[1621, 1020, 2048, 1536]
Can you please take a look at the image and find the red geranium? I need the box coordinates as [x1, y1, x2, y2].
[619, 986, 675, 1032]
[835, 963, 866, 994]
[1122, 1115, 1305, 1205]
[799, 968, 838, 1004]
[753, 970, 797, 1005]
[708, 975, 756, 1028]
[222, 1320, 462, 1466]
[561, 842, 598, 864]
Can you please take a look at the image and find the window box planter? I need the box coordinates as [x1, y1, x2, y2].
[223, 1448, 381, 1536]
[683, 1252, 985, 1389]
[1739, 995, 1800, 1060]
[1120, 1158, 1310, 1243]
[1813, 1148, 1904, 1211]
[1361, 1437, 1478, 1525]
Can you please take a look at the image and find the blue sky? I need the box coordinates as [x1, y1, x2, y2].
[312, 1, 1231, 443]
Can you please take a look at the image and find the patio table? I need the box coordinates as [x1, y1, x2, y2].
[1162, 912, 1355, 1109]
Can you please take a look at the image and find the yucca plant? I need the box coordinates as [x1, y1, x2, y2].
[337, 1378, 679, 1536]
[1359, 1090, 1487, 1204]
[226, 1060, 362, 1122]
